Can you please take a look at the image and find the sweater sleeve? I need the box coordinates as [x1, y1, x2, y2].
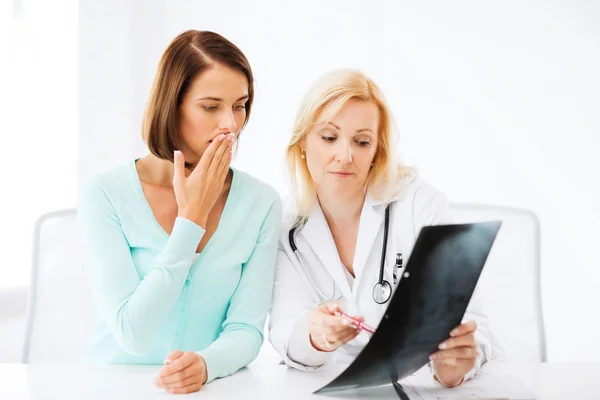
[197, 197, 282, 383]
[78, 180, 205, 356]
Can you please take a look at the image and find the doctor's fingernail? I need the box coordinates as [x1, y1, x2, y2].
[439, 342, 447, 349]
[341, 319, 350, 326]
[450, 329, 459, 336]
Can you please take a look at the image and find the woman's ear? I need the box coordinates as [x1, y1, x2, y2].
[298, 137, 307, 158]
[299, 135, 307, 151]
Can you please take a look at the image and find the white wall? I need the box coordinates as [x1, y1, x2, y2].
[0, 0, 78, 289]
[77, 0, 600, 362]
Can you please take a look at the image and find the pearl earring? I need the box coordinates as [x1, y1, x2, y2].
[301, 151, 305, 159]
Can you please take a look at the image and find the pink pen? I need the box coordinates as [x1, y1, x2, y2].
[334, 310, 376, 334]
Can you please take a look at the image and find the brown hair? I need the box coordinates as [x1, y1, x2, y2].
[142, 30, 254, 161]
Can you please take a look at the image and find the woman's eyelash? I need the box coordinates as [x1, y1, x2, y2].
[321, 135, 371, 147]
[203, 104, 246, 112]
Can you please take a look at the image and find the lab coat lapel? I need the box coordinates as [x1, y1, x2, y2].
[301, 203, 354, 302]
[353, 194, 386, 294]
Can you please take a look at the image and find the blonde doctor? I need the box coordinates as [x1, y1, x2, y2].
[269, 69, 494, 388]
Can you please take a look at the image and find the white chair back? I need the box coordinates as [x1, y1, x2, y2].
[23, 208, 98, 363]
[450, 203, 547, 362]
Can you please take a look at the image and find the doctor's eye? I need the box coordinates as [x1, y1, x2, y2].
[356, 140, 371, 147]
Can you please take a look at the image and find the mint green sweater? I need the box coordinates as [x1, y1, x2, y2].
[77, 160, 281, 383]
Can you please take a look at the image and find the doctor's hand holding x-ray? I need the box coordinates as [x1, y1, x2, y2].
[269, 69, 494, 388]
[308, 302, 478, 387]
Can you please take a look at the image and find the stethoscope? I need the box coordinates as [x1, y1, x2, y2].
[289, 204, 398, 305]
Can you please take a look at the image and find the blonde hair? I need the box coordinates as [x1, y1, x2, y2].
[286, 69, 414, 223]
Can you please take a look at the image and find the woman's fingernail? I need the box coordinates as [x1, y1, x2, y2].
[341, 319, 349, 326]
[429, 354, 436, 360]
[174, 150, 182, 160]
[439, 342, 447, 349]
[450, 329, 459, 336]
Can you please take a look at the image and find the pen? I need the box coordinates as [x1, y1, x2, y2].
[393, 253, 403, 285]
[334, 310, 376, 334]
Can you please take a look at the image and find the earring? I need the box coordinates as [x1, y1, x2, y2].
[301, 151, 306, 159]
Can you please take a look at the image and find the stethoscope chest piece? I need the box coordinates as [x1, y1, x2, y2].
[372, 280, 392, 304]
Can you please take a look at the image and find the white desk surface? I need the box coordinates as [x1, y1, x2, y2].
[1, 361, 598, 399]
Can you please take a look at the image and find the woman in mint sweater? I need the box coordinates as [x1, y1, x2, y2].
[78, 30, 281, 394]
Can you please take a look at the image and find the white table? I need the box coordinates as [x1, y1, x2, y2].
[1, 361, 598, 399]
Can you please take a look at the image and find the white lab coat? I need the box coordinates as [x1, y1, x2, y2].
[268, 178, 495, 381]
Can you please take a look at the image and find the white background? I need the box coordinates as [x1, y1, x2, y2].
[2, 0, 599, 363]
